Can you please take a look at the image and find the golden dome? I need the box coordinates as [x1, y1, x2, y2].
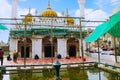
[66, 17, 74, 26]
[40, 1, 57, 17]
[23, 8, 32, 23]
[66, 9, 74, 26]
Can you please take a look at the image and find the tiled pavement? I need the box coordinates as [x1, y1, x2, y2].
[3, 57, 90, 66]
[2, 56, 120, 67]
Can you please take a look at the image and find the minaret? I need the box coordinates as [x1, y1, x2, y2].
[78, 0, 86, 18]
[66, 8, 69, 17]
[12, 0, 18, 18]
[11, 0, 18, 29]
[78, 0, 86, 57]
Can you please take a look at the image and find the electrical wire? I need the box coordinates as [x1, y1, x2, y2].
[85, 0, 120, 16]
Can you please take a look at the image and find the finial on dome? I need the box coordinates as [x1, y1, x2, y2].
[48, 0, 51, 9]
[35, 10, 38, 15]
[66, 8, 69, 17]
[28, 8, 31, 14]
[62, 11, 64, 16]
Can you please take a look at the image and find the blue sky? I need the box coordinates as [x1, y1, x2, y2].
[0, 0, 120, 43]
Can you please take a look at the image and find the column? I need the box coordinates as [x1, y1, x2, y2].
[32, 38, 42, 58]
[11, 0, 18, 29]
[9, 38, 18, 58]
[9, 38, 18, 52]
[79, 39, 82, 56]
[57, 38, 67, 58]
[78, 0, 86, 18]
[78, 0, 86, 57]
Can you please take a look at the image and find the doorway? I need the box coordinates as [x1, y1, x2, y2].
[44, 44, 54, 57]
[69, 46, 76, 57]
[21, 46, 29, 58]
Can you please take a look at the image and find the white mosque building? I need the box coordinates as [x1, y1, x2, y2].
[9, 0, 86, 59]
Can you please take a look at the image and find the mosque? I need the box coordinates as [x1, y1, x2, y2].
[9, 0, 86, 58]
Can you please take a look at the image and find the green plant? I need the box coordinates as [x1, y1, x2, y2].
[4, 51, 9, 55]
[117, 50, 120, 56]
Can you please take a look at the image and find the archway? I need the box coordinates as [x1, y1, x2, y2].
[42, 36, 57, 58]
[18, 38, 32, 58]
[69, 45, 76, 57]
[67, 38, 79, 57]
[44, 44, 54, 57]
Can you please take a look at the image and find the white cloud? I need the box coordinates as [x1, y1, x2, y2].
[0, 0, 34, 43]
[85, 9, 109, 21]
[75, 8, 109, 28]
[94, 0, 120, 8]
[18, 8, 36, 18]
[0, 0, 11, 18]
[0, 0, 11, 43]
[19, 0, 27, 2]
[75, 8, 109, 20]
[53, 0, 60, 1]
[111, 0, 119, 3]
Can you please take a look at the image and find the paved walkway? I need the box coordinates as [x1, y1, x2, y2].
[2, 56, 120, 67]
[3, 57, 91, 66]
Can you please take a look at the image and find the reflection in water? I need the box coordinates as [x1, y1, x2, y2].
[0, 72, 3, 80]
[67, 66, 88, 80]
[1, 66, 120, 80]
[104, 72, 120, 80]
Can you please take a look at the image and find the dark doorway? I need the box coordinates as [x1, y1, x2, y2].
[69, 46, 76, 57]
[44, 44, 54, 57]
[21, 46, 29, 58]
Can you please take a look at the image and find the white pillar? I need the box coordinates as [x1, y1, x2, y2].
[9, 38, 18, 59]
[12, 0, 18, 18]
[57, 38, 67, 58]
[11, 0, 18, 29]
[78, 0, 86, 53]
[78, 0, 86, 18]
[32, 38, 42, 58]
[79, 39, 82, 56]
[9, 38, 18, 52]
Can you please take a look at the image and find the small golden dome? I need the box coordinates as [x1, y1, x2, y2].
[66, 17, 74, 26]
[23, 8, 32, 23]
[66, 9, 74, 26]
[40, 1, 57, 17]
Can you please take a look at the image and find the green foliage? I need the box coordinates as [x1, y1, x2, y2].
[104, 72, 119, 80]
[8, 67, 120, 80]
[4, 51, 9, 55]
[117, 49, 120, 56]
[67, 67, 88, 80]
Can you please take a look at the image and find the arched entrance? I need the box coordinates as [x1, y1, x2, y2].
[42, 36, 57, 58]
[69, 45, 76, 57]
[18, 38, 32, 58]
[67, 38, 79, 57]
[44, 44, 54, 57]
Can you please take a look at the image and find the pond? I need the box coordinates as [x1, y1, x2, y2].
[1, 66, 120, 80]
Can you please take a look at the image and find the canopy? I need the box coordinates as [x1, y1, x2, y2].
[85, 11, 120, 42]
[0, 24, 8, 30]
[108, 11, 120, 37]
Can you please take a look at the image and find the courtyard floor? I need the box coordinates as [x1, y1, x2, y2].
[2, 56, 120, 67]
[3, 56, 91, 66]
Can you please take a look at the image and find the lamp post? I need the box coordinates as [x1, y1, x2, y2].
[50, 37, 54, 63]
[53, 60, 61, 80]
[79, 18, 84, 63]
[23, 21, 27, 67]
[51, 18, 54, 63]
[97, 39, 100, 63]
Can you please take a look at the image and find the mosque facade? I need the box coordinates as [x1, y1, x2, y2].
[9, 0, 86, 58]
